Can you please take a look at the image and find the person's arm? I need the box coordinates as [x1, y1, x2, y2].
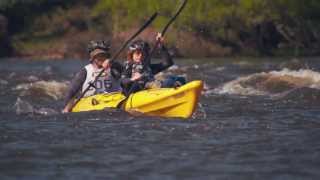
[62, 68, 87, 113]
[110, 61, 123, 80]
[150, 44, 174, 75]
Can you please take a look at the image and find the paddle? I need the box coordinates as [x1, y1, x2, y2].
[120, 0, 188, 104]
[65, 12, 158, 112]
[147, 0, 188, 64]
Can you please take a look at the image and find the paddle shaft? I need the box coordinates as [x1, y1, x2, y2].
[148, 0, 188, 60]
[68, 12, 158, 111]
[126, 0, 188, 97]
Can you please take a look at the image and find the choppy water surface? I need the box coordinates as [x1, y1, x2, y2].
[1, 57, 320, 180]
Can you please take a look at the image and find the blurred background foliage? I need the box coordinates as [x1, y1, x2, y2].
[0, 0, 319, 58]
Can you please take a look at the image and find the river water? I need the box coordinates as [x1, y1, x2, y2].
[1, 57, 320, 179]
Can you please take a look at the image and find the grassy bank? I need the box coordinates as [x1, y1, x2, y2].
[1, 0, 320, 59]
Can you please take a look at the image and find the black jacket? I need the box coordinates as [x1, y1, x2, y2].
[120, 45, 173, 95]
[122, 45, 173, 82]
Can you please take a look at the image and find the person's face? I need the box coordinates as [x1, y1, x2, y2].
[132, 50, 143, 63]
[93, 54, 107, 68]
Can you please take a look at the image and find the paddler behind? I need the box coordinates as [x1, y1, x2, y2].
[62, 40, 122, 113]
[121, 33, 184, 96]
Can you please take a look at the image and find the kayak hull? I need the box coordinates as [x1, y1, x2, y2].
[124, 80, 203, 118]
[71, 92, 126, 112]
[71, 80, 203, 118]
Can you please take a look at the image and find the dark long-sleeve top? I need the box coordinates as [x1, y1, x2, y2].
[63, 68, 87, 107]
[120, 45, 173, 89]
[122, 45, 173, 79]
[149, 45, 174, 75]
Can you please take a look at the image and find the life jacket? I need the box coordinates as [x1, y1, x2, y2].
[123, 61, 154, 84]
[82, 64, 121, 97]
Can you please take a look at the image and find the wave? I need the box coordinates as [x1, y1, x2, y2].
[213, 68, 320, 97]
[13, 80, 69, 100]
[14, 97, 58, 115]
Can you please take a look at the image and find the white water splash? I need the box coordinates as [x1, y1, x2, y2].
[14, 97, 34, 114]
[192, 102, 207, 119]
[269, 68, 320, 89]
[26, 75, 40, 82]
[213, 73, 269, 96]
[13, 80, 69, 100]
[213, 69, 320, 96]
[14, 97, 58, 115]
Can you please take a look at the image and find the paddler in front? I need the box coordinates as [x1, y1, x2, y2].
[62, 40, 122, 113]
[121, 33, 184, 96]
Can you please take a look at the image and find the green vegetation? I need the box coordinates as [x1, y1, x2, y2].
[0, 0, 320, 58]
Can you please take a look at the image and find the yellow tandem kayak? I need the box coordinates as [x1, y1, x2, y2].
[71, 80, 203, 118]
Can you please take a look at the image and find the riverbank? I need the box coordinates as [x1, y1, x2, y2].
[1, 1, 320, 60]
[12, 28, 235, 60]
[8, 27, 320, 60]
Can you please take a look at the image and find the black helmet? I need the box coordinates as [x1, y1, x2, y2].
[128, 40, 150, 53]
[87, 40, 110, 53]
